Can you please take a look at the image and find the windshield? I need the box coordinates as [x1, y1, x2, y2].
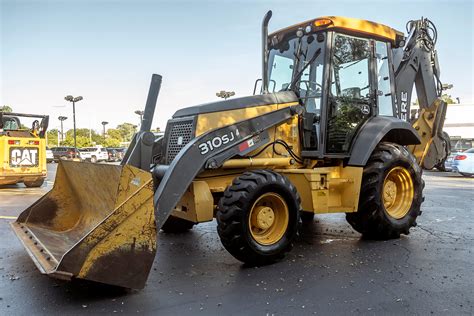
[268, 32, 326, 113]
[2, 117, 20, 130]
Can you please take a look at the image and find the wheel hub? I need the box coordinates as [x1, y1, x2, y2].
[383, 180, 397, 207]
[382, 166, 414, 219]
[255, 206, 275, 229]
[248, 192, 289, 245]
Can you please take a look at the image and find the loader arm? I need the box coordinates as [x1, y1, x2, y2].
[393, 18, 449, 169]
[121, 74, 162, 171]
[152, 104, 303, 229]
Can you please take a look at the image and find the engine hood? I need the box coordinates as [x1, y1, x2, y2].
[172, 91, 298, 118]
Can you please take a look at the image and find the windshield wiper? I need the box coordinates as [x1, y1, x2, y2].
[287, 48, 322, 91]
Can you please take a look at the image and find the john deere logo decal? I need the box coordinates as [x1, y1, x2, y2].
[9, 147, 39, 167]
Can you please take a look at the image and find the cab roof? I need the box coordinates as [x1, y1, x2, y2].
[270, 16, 405, 45]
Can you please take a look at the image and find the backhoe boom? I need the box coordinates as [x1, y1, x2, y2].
[393, 18, 450, 169]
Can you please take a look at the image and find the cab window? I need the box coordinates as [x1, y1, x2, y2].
[297, 35, 326, 115]
[271, 54, 294, 91]
[327, 33, 372, 153]
[2, 117, 19, 130]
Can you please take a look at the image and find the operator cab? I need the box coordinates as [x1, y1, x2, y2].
[266, 17, 404, 158]
[0, 112, 48, 137]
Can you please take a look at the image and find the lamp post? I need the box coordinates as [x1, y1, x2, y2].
[101, 121, 109, 141]
[58, 116, 68, 143]
[216, 90, 235, 100]
[64, 95, 83, 149]
[134, 110, 144, 127]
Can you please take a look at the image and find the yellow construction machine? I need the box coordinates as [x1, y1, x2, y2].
[1, 112, 49, 187]
[12, 12, 449, 289]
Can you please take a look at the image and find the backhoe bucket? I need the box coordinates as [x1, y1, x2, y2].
[11, 160, 156, 289]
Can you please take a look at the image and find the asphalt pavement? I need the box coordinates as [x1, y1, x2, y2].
[0, 164, 473, 315]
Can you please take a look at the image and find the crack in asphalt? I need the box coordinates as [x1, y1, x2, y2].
[418, 225, 473, 242]
[417, 225, 443, 239]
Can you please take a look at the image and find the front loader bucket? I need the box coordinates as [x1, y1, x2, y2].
[11, 160, 156, 289]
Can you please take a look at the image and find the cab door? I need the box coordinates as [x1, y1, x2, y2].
[326, 33, 374, 154]
[375, 40, 396, 117]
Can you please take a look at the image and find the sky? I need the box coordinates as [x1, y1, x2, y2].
[1, 0, 473, 133]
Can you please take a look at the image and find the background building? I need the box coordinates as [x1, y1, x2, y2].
[443, 103, 474, 151]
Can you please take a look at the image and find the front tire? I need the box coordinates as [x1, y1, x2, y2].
[217, 170, 300, 265]
[435, 160, 446, 172]
[346, 142, 424, 239]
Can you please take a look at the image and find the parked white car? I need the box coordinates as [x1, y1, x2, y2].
[46, 147, 54, 163]
[452, 148, 474, 177]
[79, 147, 108, 163]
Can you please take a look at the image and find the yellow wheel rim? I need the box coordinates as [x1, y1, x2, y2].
[383, 166, 414, 219]
[248, 192, 289, 245]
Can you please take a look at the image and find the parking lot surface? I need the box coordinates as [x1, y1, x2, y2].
[0, 164, 473, 315]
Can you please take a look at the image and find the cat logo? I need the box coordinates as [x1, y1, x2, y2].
[9, 147, 39, 167]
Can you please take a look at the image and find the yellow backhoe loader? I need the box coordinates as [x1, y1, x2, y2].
[12, 12, 449, 289]
[1, 112, 49, 187]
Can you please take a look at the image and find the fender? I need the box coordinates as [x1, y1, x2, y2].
[348, 116, 421, 167]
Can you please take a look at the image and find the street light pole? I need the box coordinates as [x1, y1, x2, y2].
[101, 121, 109, 141]
[64, 95, 83, 149]
[58, 116, 68, 143]
[134, 110, 144, 127]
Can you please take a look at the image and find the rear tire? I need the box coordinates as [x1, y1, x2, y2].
[346, 142, 424, 239]
[300, 211, 315, 224]
[217, 170, 300, 265]
[435, 131, 450, 172]
[435, 160, 446, 172]
[24, 178, 45, 188]
[161, 215, 195, 233]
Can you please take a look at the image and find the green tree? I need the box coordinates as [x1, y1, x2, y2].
[62, 128, 97, 147]
[116, 123, 137, 142]
[0, 105, 13, 112]
[107, 128, 123, 142]
[62, 134, 93, 147]
[104, 137, 121, 147]
[47, 128, 60, 147]
[441, 94, 455, 104]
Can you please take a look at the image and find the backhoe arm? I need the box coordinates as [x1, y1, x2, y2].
[393, 18, 450, 169]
